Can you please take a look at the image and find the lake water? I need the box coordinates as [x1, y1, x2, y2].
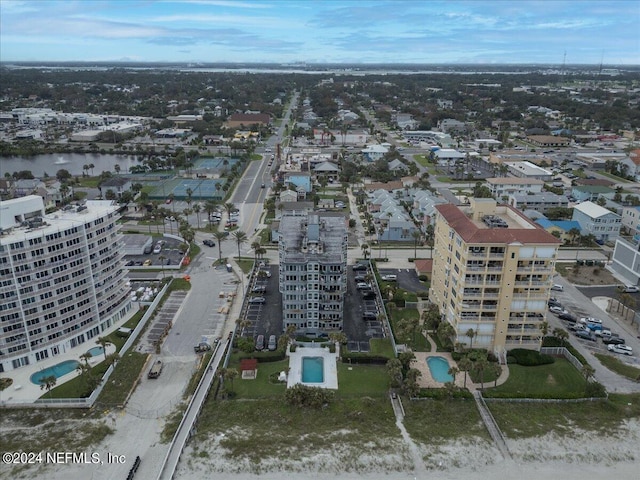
[1, 153, 142, 177]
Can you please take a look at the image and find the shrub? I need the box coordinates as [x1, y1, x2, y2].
[509, 348, 555, 366]
[418, 274, 429, 282]
[414, 388, 474, 400]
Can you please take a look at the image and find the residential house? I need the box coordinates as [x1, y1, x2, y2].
[611, 237, 640, 286]
[388, 159, 409, 174]
[486, 178, 544, 199]
[621, 206, 640, 241]
[433, 148, 466, 167]
[361, 144, 389, 162]
[100, 177, 132, 199]
[572, 201, 621, 242]
[509, 192, 568, 214]
[570, 185, 615, 202]
[534, 219, 582, 243]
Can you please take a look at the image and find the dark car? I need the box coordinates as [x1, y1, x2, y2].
[548, 299, 562, 308]
[602, 336, 625, 345]
[362, 311, 377, 320]
[354, 274, 367, 282]
[203, 239, 215, 247]
[352, 264, 368, 271]
[574, 329, 596, 341]
[558, 312, 577, 322]
[362, 291, 376, 299]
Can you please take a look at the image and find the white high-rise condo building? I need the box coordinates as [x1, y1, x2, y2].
[0, 196, 132, 372]
[278, 213, 347, 335]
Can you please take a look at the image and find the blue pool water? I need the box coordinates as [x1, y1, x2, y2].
[427, 356, 454, 383]
[86, 346, 104, 357]
[302, 357, 324, 383]
[30, 360, 81, 385]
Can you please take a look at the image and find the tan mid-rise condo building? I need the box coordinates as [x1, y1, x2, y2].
[429, 199, 560, 357]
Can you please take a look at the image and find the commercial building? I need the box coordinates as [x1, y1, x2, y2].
[508, 192, 569, 214]
[486, 177, 544, 199]
[429, 199, 560, 357]
[0, 196, 132, 373]
[278, 213, 347, 335]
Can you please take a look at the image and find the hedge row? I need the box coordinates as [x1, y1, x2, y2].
[239, 351, 286, 363]
[341, 353, 389, 365]
[508, 348, 555, 366]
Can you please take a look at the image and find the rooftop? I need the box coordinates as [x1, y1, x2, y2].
[574, 201, 619, 219]
[486, 177, 544, 185]
[279, 213, 347, 264]
[436, 200, 560, 245]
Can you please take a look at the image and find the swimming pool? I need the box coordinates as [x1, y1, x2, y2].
[426, 356, 454, 383]
[302, 356, 324, 383]
[86, 346, 104, 357]
[30, 360, 81, 385]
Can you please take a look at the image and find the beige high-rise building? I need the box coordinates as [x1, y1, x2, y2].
[429, 199, 560, 356]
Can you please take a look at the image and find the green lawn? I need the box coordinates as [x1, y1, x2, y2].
[191, 396, 404, 469]
[368, 338, 396, 357]
[595, 353, 640, 381]
[227, 357, 289, 398]
[389, 308, 430, 352]
[483, 359, 587, 398]
[403, 398, 491, 444]
[235, 258, 254, 274]
[488, 397, 640, 439]
[337, 363, 389, 397]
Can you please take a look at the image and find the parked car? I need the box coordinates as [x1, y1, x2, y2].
[203, 239, 215, 247]
[352, 263, 368, 271]
[194, 342, 212, 353]
[261, 183, 265, 188]
[602, 336, 625, 345]
[381, 274, 397, 282]
[143, 259, 152, 266]
[248, 296, 266, 304]
[362, 311, 377, 320]
[252, 285, 267, 293]
[549, 306, 568, 315]
[356, 282, 372, 290]
[558, 313, 577, 322]
[622, 285, 640, 293]
[551, 284, 564, 291]
[579, 317, 602, 324]
[574, 329, 596, 341]
[267, 334, 277, 351]
[548, 299, 562, 308]
[255, 334, 265, 351]
[608, 344, 633, 356]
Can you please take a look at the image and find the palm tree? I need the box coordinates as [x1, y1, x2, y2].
[213, 231, 227, 262]
[581, 364, 595, 384]
[89, 163, 95, 176]
[540, 321, 549, 338]
[567, 227, 581, 245]
[185, 188, 193, 207]
[361, 243, 370, 260]
[473, 356, 489, 390]
[553, 327, 569, 346]
[95, 337, 112, 361]
[233, 230, 247, 260]
[411, 230, 422, 259]
[457, 355, 472, 388]
[465, 328, 476, 349]
[251, 241, 261, 263]
[40, 375, 57, 398]
[193, 203, 201, 229]
[447, 365, 460, 384]
[224, 202, 236, 218]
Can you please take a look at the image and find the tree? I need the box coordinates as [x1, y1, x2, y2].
[232, 230, 247, 260]
[447, 365, 460, 384]
[473, 356, 490, 390]
[95, 337, 112, 361]
[361, 243, 370, 260]
[224, 202, 236, 217]
[422, 303, 441, 332]
[465, 328, 476, 349]
[412, 230, 422, 259]
[386, 359, 403, 388]
[192, 203, 201, 229]
[251, 241, 262, 263]
[213, 231, 227, 262]
[457, 355, 472, 388]
[553, 327, 569, 346]
[39, 375, 57, 398]
[581, 363, 595, 384]
[540, 321, 549, 337]
[402, 368, 422, 397]
[437, 321, 456, 347]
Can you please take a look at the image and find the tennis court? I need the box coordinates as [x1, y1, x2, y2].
[149, 178, 226, 200]
[195, 157, 240, 172]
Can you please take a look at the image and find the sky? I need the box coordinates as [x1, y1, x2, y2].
[1, 0, 639, 65]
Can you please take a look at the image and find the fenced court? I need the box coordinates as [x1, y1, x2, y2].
[194, 156, 240, 172]
[150, 178, 226, 201]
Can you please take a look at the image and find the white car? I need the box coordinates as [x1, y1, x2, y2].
[623, 285, 639, 293]
[608, 344, 633, 356]
[356, 282, 372, 290]
[549, 306, 568, 315]
[551, 284, 564, 291]
[381, 274, 397, 282]
[579, 317, 603, 325]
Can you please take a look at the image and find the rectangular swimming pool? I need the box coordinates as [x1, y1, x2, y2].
[302, 356, 324, 383]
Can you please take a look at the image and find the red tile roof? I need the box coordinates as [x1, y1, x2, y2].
[240, 358, 258, 371]
[414, 259, 433, 274]
[435, 204, 561, 244]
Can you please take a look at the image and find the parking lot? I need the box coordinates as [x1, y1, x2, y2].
[377, 267, 428, 294]
[344, 265, 385, 352]
[125, 237, 187, 269]
[240, 264, 283, 340]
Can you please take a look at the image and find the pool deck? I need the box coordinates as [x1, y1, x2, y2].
[287, 346, 339, 390]
[1, 342, 117, 403]
[411, 334, 510, 391]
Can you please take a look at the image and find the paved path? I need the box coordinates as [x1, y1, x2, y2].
[472, 391, 512, 460]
